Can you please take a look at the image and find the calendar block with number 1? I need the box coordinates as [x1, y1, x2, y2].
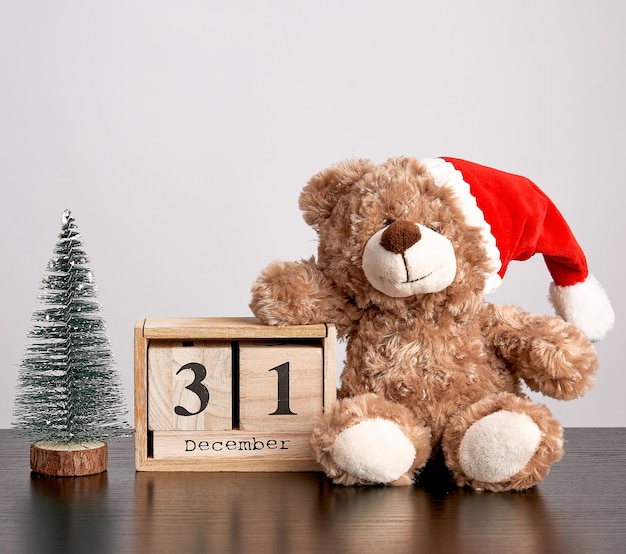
[134, 318, 336, 471]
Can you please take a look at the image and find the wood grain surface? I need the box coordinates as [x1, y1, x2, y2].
[1, 428, 624, 553]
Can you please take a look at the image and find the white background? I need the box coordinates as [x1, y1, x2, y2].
[1, 1, 623, 428]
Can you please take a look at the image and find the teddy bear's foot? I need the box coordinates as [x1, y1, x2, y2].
[311, 393, 432, 486]
[458, 411, 542, 484]
[442, 393, 564, 491]
[331, 418, 417, 484]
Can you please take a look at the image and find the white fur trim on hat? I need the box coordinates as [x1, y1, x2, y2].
[422, 158, 502, 294]
[549, 274, 615, 342]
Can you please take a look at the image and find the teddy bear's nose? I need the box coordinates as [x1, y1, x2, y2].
[380, 220, 422, 254]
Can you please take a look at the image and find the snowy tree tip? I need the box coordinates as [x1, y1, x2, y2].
[61, 209, 72, 227]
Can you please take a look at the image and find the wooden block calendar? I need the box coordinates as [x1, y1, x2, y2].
[134, 317, 337, 471]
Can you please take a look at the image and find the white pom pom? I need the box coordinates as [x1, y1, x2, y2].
[549, 274, 615, 342]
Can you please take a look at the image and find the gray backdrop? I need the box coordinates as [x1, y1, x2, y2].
[1, 1, 623, 428]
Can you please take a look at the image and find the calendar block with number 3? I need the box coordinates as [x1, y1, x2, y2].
[134, 318, 336, 471]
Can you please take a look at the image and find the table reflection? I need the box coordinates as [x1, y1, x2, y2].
[27, 472, 118, 554]
[132, 468, 586, 553]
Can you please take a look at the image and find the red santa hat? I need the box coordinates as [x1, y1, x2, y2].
[422, 157, 615, 342]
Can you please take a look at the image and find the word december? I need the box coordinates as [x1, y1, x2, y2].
[184, 437, 292, 453]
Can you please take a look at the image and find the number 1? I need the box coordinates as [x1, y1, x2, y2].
[269, 362, 296, 415]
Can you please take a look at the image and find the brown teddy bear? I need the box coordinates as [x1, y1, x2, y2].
[250, 156, 614, 491]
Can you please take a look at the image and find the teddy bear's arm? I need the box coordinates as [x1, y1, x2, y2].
[250, 256, 354, 334]
[482, 304, 598, 400]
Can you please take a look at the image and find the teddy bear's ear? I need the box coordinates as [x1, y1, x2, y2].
[299, 159, 374, 230]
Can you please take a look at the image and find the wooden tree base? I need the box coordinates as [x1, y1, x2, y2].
[30, 440, 108, 476]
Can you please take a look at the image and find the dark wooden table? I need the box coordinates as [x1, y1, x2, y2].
[1, 428, 624, 553]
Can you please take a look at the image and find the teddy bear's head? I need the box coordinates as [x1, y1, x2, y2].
[298, 157, 493, 313]
[293, 155, 614, 341]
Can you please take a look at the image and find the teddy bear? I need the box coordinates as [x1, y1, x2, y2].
[249, 156, 614, 491]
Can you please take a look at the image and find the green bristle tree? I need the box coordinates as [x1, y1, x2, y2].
[13, 210, 129, 473]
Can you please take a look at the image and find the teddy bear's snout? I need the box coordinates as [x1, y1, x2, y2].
[380, 220, 422, 254]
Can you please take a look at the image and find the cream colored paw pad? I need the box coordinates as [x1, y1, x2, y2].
[331, 418, 416, 484]
[459, 411, 542, 483]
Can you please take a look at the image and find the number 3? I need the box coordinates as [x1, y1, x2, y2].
[174, 362, 210, 416]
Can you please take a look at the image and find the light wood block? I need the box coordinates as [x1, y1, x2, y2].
[142, 317, 328, 340]
[239, 342, 323, 432]
[151, 430, 313, 463]
[148, 340, 232, 432]
[135, 317, 336, 472]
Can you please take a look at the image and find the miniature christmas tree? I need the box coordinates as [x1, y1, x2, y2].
[13, 210, 130, 476]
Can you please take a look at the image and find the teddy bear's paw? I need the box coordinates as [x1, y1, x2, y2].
[250, 258, 329, 326]
[442, 393, 564, 491]
[311, 394, 432, 486]
[330, 418, 417, 485]
[524, 330, 598, 400]
[458, 411, 542, 486]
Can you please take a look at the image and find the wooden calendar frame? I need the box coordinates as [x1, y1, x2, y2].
[134, 317, 337, 472]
